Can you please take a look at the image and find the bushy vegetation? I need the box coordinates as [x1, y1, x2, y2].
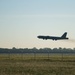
[0, 47, 75, 54]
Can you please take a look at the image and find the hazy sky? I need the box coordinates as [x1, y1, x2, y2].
[0, 0, 75, 48]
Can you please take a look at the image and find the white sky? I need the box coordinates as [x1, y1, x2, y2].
[0, 0, 75, 48]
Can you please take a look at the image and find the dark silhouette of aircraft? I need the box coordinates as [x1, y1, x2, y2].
[37, 32, 69, 40]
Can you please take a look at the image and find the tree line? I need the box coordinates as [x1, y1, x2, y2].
[0, 47, 75, 54]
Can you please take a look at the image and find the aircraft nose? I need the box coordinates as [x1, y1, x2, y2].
[37, 36, 39, 38]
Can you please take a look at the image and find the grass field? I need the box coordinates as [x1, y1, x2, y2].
[0, 53, 75, 75]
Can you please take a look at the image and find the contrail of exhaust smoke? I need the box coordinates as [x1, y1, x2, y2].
[60, 38, 75, 43]
[68, 39, 75, 43]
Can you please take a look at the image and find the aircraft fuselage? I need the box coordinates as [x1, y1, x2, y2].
[37, 35, 68, 40]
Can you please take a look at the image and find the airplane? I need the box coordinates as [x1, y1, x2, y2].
[37, 32, 69, 40]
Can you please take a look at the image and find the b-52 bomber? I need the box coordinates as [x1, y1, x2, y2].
[37, 32, 69, 41]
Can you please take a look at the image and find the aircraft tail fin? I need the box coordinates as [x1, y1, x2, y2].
[61, 32, 67, 38]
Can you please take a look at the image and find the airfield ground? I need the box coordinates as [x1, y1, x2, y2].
[0, 53, 75, 75]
